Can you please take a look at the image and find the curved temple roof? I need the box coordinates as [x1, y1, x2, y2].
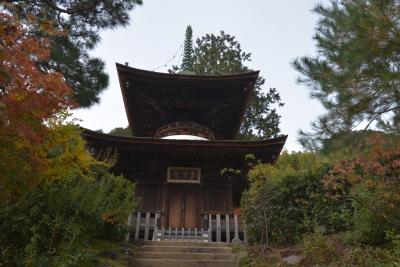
[82, 128, 287, 164]
[116, 64, 260, 140]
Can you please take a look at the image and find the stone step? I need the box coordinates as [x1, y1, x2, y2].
[138, 251, 236, 260]
[142, 240, 228, 247]
[134, 259, 238, 267]
[141, 245, 232, 254]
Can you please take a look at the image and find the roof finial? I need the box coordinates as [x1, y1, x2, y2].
[180, 25, 194, 74]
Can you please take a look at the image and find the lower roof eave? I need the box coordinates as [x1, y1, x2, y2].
[81, 128, 287, 148]
[81, 128, 287, 163]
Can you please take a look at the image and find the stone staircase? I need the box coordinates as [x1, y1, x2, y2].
[135, 241, 238, 267]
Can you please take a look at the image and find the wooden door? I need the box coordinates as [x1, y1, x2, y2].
[168, 187, 199, 228]
[184, 190, 199, 228]
[168, 189, 183, 228]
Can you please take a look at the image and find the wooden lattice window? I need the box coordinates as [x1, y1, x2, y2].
[167, 167, 201, 184]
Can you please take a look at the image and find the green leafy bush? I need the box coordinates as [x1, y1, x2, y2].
[241, 152, 352, 245]
[0, 125, 137, 266]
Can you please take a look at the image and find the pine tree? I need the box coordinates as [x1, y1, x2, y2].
[3, 0, 143, 107]
[293, 0, 400, 150]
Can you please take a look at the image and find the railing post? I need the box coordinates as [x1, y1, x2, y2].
[194, 228, 197, 241]
[225, 214, 230, 244]
[203, 214, 208, 229]
[234, 214, 239, 241]
[208, 214, 212, 242]
[135, 212, 141, 239]
[152, 212, 159, 241]
[125, 211, 133, 241]
[144, 212, 150, 241]
[154, 212, 159, 228]
[216, 214, 221, 242]
[161, 227, 165, 240]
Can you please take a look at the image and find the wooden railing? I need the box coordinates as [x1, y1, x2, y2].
[125, 211, 161, 241]
[152, 227, 208, 242]
[126, 211, 246, 243]
[203, 212, 245, 243]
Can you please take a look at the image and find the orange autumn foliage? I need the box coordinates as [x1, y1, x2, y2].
[0, 13, 74, 197]
[0, 13, 72, 143]
[324, 134, 400, 227]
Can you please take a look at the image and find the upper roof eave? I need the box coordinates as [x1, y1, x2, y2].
[116, 63, 261, 139]
[116, 63, 260, 82]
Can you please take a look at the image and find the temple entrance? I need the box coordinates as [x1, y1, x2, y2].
[168, 187, 200, 228]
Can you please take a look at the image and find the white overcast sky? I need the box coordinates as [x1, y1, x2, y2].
[73, 0, 330, 152]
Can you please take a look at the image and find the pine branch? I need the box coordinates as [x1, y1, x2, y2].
[364, 105, 400, 130]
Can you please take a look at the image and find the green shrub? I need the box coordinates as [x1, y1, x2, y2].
[0, 164, 137, 267]
[0, 125, 138, 266]
[241, 152, 352, 245]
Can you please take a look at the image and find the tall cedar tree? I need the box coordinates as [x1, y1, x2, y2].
[3, 0, 142, 107]
[170, 31, 284, 139]
[293, 0, 400, 150]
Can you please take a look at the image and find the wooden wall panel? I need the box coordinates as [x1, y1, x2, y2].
[204, 187, 230, 212]
[139, 186, 161, 211]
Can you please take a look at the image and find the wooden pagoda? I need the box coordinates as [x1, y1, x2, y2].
[82, 27, 286, 242]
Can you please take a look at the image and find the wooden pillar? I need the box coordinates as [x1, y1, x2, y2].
[225, 214, 230, 243]
[139, 187, 145, 210]
[227, 184, 233, 212]
[144, 212, 150, 240]
[208, 214, 212, 242]
[161, 182, 168, 227]
[216, 214, 221, 242]
[234, 214, 239, 241]
[200, 184, 204, 229]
